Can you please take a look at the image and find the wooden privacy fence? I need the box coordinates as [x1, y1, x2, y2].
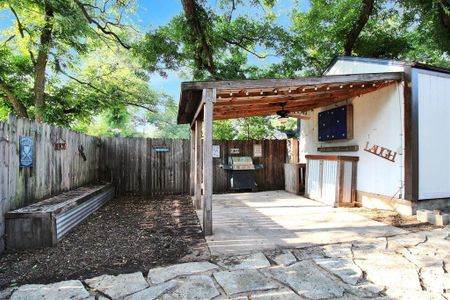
[100, 138, 287, 196]
[212, 140, 287, 193]
[99, 138, 191, 196]
[0, 116, 289, 251]
[0, 115, 100, 251]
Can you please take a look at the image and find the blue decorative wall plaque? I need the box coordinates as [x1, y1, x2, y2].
[318, 105, 349, 141]
[19, 136, 33, 168]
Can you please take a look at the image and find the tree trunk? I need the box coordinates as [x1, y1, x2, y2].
[438, 0, 450, 36]
[344, 0, 375, 56]
[0, 81, 29, 118]
[181, 0, 217, 77]
[34, 3, 54, 122]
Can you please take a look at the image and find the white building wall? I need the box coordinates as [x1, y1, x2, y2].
[325, 59, 404, 75]
[417, 70, 450, 200]
[299, 84, 405, 198]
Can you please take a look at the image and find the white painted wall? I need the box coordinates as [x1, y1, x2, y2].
[299, 84, 405, 198]
[417, 70, 450, 200]
[325, 59, 404, 75]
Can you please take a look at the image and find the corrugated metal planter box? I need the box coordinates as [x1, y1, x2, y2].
[5, 184, 114, 250]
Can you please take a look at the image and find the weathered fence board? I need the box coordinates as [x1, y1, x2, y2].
[0, 116, 101, 253]
[100, 137, 192, 196]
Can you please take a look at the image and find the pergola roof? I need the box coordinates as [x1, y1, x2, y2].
[177, 72, 404, 125]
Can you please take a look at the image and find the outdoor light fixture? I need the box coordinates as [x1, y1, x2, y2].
[279, 117, 289, 123]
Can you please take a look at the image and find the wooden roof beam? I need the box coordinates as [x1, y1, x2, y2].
[182, 72, 403, 91]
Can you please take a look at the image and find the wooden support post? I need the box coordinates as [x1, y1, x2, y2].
[288, 138, 299, 163]
[194, 119, 203, 209]
[190, 127, 195, 197]
[202, 88, 215, 236]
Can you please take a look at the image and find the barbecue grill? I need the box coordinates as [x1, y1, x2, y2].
[221, 156, 263, 191]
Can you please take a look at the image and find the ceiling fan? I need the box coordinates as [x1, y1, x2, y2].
[276, 102, 310, 123]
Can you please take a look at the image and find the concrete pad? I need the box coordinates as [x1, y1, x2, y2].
[266, 260, 345, 299]
[352, 250, 421, 292]
[85, 272, 148, 299]
[10, 280, 90, 300]
[200, 191, 405, 255]
[159, 275, 220, 300]
[217, 252, 271, 270]
[213, 269, 280, 295]
[147, 261, 218, 284]
[124, 281, 176, 300]
[385, 288, 446, 300]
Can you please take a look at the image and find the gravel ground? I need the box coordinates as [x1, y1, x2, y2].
[0, 195, 209, 289]
[348, 207, 443, 232]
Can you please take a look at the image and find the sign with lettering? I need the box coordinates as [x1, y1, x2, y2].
[253, 144, 262, 157]
[230, 148, 240, 154]
[153, 146, 170, 152]
[19, 136, 33, 168]
[212, 145, 220, 158]
[364, 142, 397, 162]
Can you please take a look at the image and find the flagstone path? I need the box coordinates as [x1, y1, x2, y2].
[1, 227, 448, 300]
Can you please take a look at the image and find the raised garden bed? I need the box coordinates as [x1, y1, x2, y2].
[0, 195, 208, 289]
[6, 184, 114, 250]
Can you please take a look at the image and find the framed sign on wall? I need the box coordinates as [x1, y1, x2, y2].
[212, 145, 220, 158]
[19, 136, 33, 168]
[253, 144, 262, 157]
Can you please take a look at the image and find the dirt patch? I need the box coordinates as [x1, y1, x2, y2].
[0, 195, 209, 289]
[349, 207, 443, 232]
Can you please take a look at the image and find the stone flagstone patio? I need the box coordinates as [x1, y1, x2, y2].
[2, 227, 449, 300]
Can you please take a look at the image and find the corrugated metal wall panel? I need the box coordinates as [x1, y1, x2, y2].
[55, 187, 114, 240]
[307, 159, 321, 200]
[321, 160, 338, 206]
[341, 161, 353, 203]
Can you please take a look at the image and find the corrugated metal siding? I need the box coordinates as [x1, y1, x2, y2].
[321, 160, 338, 206]
[417, 71, 450, 199]
[341, 161, 353, 203]
[307, 160, 321, 200]
[55, 187, 114, 240]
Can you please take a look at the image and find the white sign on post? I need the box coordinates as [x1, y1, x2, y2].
[230, 148, 240, 154]
[212, 145, 220, 158]
[253, 144, 262, 157]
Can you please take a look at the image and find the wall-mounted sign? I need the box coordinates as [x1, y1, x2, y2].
[212, 145, 220, 158]
[253, 144, 262, 157]
[364, 142, 397, 162]
[153, 146, 170, 152]
[230, 148, 240, 154]
[54, 137, 67, 150]
[19, 136, 33, 168]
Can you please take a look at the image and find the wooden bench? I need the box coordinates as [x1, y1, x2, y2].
[5, 184, 114, 250]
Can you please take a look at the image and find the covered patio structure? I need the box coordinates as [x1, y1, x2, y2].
[177, 72, 404, 236]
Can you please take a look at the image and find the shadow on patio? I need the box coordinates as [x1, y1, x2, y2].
[198, 190, 406, 256]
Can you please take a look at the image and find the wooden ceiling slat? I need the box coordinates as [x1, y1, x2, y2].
[178, 72, 403, 124]
[213, 81, 391, 117]
[215, 86, 380, 107]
